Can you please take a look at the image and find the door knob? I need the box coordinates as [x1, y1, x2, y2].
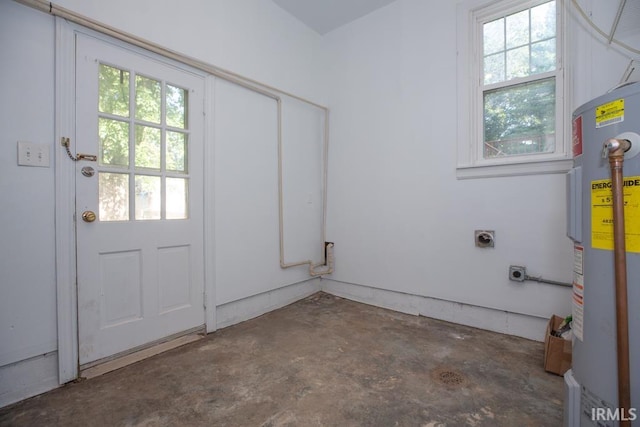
[82, 211, 97, 223]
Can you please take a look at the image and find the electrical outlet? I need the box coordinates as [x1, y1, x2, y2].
[509, 265, 526, 282]
[475, 230, 495, 248]
[17, 141, 50, 167]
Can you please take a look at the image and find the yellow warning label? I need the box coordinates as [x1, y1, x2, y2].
[595, 98, 624, 128]
[591, 176, 640, 252]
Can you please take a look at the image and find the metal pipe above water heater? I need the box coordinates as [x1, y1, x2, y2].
[604, 138, 632, 427]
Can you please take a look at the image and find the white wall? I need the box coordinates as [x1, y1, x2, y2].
[0, 0, 326, 407]
[0, 0, 60, 407]
[0, 0, 57, 368]
[213, 80, 324, 304]
[323, 0, 634, 326]
[53, 0, 327, 104]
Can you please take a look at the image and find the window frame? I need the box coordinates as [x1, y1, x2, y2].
[456, 0, 573, 179]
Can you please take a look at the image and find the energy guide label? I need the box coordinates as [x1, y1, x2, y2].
[591, 176, 640, 253]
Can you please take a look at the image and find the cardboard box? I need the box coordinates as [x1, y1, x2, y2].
[544, 315, 572, 376]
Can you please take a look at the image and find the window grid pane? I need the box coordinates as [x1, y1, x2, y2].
[98, 67, 190, 222]
[483, 0, 555, 85]
[531, 39, 556, 74]
[484, 53, 506, 85]
[505, 46, 529, 80]
[483, 78, 556, 158]
[483, 18, 504, 56]
[531, 1, 555, 42]
[505, 9, 529, 49]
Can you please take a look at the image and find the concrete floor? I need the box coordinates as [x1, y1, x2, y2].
[0, 293, 564, 426]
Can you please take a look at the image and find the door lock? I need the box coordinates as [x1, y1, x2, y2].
[82, 211, 97, 223]
[81, 166, 95, 177]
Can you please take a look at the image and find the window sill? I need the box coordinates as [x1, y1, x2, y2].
[456, 157, 573, 179]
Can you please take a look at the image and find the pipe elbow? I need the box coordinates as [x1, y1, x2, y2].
[605, 138, 632, 158]
[309, 243, 334, 276]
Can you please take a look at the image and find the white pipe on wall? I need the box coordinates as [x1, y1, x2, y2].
[14, 0, 333, 276]
[277, 99, 333, 275]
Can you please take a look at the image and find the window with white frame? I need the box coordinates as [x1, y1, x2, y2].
[457, 0, 571, 178]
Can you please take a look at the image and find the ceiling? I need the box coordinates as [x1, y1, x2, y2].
[272, 0, 398, 35]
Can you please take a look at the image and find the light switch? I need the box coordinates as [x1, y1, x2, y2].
[17, 141, 50, 167]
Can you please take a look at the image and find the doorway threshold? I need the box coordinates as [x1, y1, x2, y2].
[80, 326, 205, 379]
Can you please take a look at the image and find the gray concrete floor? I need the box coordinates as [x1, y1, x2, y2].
[0, 293, 564, 426]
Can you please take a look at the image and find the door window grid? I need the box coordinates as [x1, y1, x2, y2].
[97, 63, 189, 221]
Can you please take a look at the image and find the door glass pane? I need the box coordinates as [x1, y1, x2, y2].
[166, 178, 188, 219]
[99, 64, 129, 117]
[135, 75, 161, 124]
[135, 125, 161, 169]
[135, 175, 161, 220]
[99, 118, 129, 167]
[166, 85, 187, 129]
[99, 172, 129, 221]
[483, 78, 556, 158]
[96, 67, 191, 222]
[166, 131, 187, 172]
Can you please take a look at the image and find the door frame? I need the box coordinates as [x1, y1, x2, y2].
[54, 18, 217, 384]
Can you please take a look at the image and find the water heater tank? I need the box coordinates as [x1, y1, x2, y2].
[565, 82, 640, 426]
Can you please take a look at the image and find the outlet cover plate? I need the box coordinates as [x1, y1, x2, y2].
[18, 141, 50, 168]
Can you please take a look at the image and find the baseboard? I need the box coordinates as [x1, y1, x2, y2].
[216, 278, 321, 329]
[321, 279, 549, 342]
[0, 352, 59, 409]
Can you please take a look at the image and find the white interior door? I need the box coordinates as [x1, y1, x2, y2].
[75, 34, 205, 365]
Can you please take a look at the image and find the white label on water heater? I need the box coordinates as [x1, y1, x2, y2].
[572, 245, 584, 342]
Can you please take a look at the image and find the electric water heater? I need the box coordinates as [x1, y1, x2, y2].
[565, 82, 640, 426]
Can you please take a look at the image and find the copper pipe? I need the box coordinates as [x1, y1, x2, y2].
[606, 138, 631, 426]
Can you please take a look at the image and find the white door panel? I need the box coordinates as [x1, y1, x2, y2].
[75, 34, 205, 365]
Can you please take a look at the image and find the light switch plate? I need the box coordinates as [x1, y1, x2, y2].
[18, 141, 50, 167]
